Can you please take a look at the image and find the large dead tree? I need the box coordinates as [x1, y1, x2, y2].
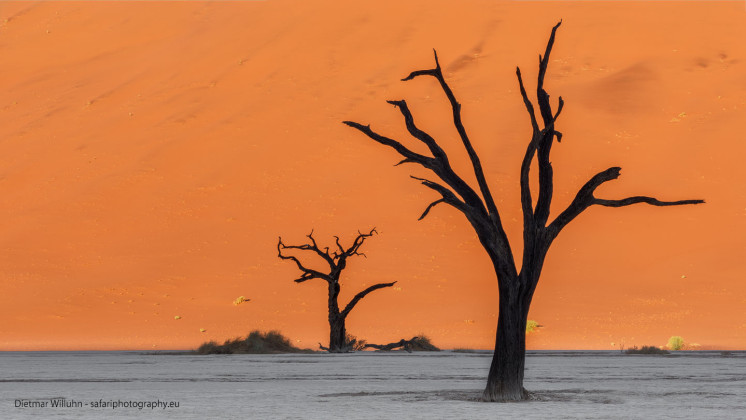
[343, 22, 703, 401]
[277, 228, 396, 353]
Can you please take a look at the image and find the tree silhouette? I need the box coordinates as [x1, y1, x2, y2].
[343, 22, 703, 400]
[277, 228, 395, 353]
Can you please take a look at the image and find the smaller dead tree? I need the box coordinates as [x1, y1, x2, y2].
[277, 228, 395, 353]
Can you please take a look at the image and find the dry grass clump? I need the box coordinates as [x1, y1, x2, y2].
[345, 334, 367, 352]
[409, 335, 440, 351]
[624, 345, 670, 355]
[196, 330, 314, 354]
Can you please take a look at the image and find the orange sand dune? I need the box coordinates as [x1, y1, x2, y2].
[0, 1, 744, 350]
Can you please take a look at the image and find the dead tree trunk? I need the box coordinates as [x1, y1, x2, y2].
[484, 279, 529, 400]
[328, 282, 346, 351]
[343, 21, 703, 400]
[277, 228, 396, 353]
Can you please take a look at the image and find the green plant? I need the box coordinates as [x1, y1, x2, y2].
[667, 336, 685, 351]
[526, 320, 540, 334]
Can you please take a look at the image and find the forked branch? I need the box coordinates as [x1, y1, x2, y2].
[411, 176, 469, 220]
[386, 100, 449, 162]
[402, 50, 500, 221]
[344, 111, 487, 219]
[344, 50, 519, 278]
[278, 229, 378, 283]
[277, 237, 332, 283]
[342, 121, 433, 168]
[547, 167, 704, 240]
[517, 21, 564, 231]
[344, 228, 378, 258]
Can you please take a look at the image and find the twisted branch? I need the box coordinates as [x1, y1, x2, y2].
[277, 237, 332, 283]
[402, 50, 501, 222]
[341, 281, 397, 317]
[547, 167, 705, 241]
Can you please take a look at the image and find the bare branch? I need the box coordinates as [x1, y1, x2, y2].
[402, 69, 439, 81]
[292, 271, 325, 283]
[401, 49, 440, 81]
[553, 96, 564, 126]
[394, 157, 417, 166]
[517, 22, 564, 232]
[517, 67, 540, 234]
[345, 103, 487, 220]
[548, 167, 623, 234]
[277, 237, 334, 269]
[533, 21, 563, 227]
[400, 50, 501, 223]
[537, 20, 562, 126]
[277, 237, 331, 283]
[341, 281, 397, 318]
[333, 236, 345, 256]
[519, 129, 539, 223]
[547, 167, 704, 240]
[519, 134, 538, 228]
[534, 130, 555, 227]
[342, 121, 434, 168]
[418, 198, 447, 220]
[410, 176, 469, 216]
[306, 230, 335, 267]
[516, 67, 539, 133]
[344, 228, 377, 257]
[539, 21, 562, 82]
[594, 197, 705, 207]
[410, 176, 504, 267]
[386, 100, 449, 162]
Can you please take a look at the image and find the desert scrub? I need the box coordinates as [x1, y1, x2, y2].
[624, 345, 670, 355]
[196, 330, 314, 354]
[667, 336, 685, 351]
[526, 320, 541, 334]
[409, 335, 440, 351]
[344, 334, 367, 351]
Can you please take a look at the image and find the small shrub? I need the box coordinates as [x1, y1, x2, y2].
[667, 336, 685, 351]
[409, 335, 440, 351]
[345, 334, 367, 352]
[526, 320, 541, 334]
[196, 330, 313, 354]
[196, 341, 222, 354]
[624, 345, 670, 355]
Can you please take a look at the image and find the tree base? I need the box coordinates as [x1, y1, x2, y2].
[481, 385, 530, 402]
